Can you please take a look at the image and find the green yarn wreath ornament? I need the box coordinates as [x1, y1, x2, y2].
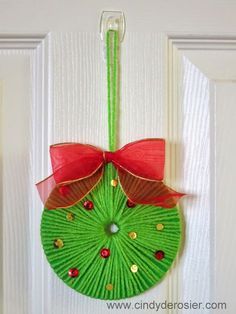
[41, 164, 182, 299]
[38, 26, 184, 300]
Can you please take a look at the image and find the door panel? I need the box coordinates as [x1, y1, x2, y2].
[215, 82, 236, 310]
[1, 53, 32, 314]
[167, 38, 236, 313]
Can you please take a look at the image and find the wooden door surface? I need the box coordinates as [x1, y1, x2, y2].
[0, 1, 236, 313]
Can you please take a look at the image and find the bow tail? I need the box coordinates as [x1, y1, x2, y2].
[36, 166, 104, 210]
[117, 167, 185, 208]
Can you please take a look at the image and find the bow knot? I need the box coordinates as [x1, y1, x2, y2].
[104, 151, 115, 164]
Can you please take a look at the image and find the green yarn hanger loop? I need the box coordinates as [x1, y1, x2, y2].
[106, 30, 119, 152]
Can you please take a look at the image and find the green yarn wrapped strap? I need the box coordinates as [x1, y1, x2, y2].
[106, 30, 119, 152]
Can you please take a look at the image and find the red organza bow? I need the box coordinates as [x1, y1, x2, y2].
[36, 139, 184, 209]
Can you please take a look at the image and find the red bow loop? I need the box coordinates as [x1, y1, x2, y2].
[50, 143, 104, 183]
[113, 139, 165, 180]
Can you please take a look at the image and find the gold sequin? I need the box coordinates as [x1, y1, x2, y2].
[111, 179, 118, 187]
[131, 264, 138, 273]
[156, 223, 164, 231]
[106, 283, 113, 291]
[128, 231, 137, 240]
[54, 239, 64, 249]
[66, 212, 74, 221]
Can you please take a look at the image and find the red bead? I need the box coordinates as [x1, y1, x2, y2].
[126, 199, 136, 208]
[59, 185, 70, 196]
[83, 200, 94, 210]
[68, 268, 79, 278]
[100, 248, 110, 258]
[155, 250, 165, 260]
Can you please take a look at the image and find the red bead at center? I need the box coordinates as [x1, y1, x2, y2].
[100, 248, 110, 258]
[155, 250, 165, 260]
[83, 200, 94, 210]
[126, 199, 136, 208]
[68, 268, 79, 278]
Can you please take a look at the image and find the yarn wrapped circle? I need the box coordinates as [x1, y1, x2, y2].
[41, 164, 182, 300]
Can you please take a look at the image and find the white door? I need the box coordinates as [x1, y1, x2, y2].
[0, 1, 236, 313]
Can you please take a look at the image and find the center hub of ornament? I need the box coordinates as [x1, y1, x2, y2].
[106, 222, 119, 235]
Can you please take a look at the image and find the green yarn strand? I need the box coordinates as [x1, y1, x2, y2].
[106, 30, 119, 152]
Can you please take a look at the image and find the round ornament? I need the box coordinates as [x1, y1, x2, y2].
[41, 164, 182, 300]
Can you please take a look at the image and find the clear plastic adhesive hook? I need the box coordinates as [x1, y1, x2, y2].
[100, 11, 126, 42]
